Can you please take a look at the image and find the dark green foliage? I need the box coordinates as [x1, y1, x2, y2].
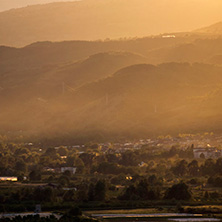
[215, 158, 222, 175]
[63, 190, 76, 202]
[15, 160, 27, 173]
[65, 157, 75, 167]
[33, 187, 55, 202]
[200, 153, 205, 159]
[94, 180, 106, 201]
[118, 179, 160, 201]
[204, 191, 209, 199]
[87, 183, 95, 201]
[14, 148, 29, 156]
[58, 175, 70, 186]
[201, 159, 215, 176]
[187, 178, 198, 185]
[210, 191, 220, 199]
[29, 170, 42, 181]
[63, 170, 71, 177]
[188, 160, 199, 177]
[207, 176, 222, 187]
[120, 151, 139, 166]
[148, 175, 157, 184]
[67, 206, 82, 216]
[44, 148, 57, 158]
[118, 185, 137, 201]
[0, 214, 98, 222]
[96, 162, 118, 174]
[57, 147, 68, 156]
[164, 182, 191, 200]
[110, 174, 126, 185]
[172, 160, 188, 176]
[79, 153, 95, 168]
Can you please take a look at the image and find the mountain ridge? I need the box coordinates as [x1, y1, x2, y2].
[195, 21, 222, 35]
[1, 62, 222, 141]
[0, 0, 221, 47]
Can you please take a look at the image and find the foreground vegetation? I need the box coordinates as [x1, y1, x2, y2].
[1, 134, 222, 215]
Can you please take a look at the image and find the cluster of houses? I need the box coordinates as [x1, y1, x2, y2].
[2, 134, 222, 183]
[97, 135, 222, 160]
[44, 167, 77, 174]
[0, 167, 77, 182]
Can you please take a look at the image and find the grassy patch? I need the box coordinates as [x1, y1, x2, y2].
[84, 207, 167, 215]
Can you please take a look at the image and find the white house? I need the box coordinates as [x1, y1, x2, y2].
[193, 147, 222, 159]
[61, 167, 77, 174]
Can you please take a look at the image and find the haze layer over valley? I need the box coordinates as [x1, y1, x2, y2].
[0, 0, 222, 143]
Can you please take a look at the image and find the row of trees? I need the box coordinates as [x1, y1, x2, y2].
[172, 158, 222, 177]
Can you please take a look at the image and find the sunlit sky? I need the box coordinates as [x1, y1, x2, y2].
[0, 0, 77, 12]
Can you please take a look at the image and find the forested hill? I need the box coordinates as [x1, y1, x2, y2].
[1, 62, 222, 142]
[53, 63, 222, 139]
[1, 37, 222, 68]
[0, 19, 222, 141]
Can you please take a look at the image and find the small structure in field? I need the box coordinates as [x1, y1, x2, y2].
[61, 167, 77, 174]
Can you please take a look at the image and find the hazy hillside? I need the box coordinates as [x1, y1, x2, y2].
[0, 50, 148, 139]
[0, 0, 75, 12]
[1, 35, 222, 73]
[1, 18, 222, 141]
[1, 62, 222, 141]
[0, 37, 191, 69]
[0, 51, 147, 105]
[146, 38, 222, 64]
[0, 0, 222, 47]
[195, 22, 222, 35]
[1, 36, 222, 105]
[56, 63, 222, 136]
[207, 55, 222, 65]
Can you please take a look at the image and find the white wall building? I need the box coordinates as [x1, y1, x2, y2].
[61, 167, 77, 174]
[193, 147, 222, 159]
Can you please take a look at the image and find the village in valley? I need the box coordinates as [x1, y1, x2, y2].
[1, 132, 222, 220]
[1, 132, 222, 183]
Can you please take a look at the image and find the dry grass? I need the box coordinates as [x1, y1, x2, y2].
[84, 208, 165, 215]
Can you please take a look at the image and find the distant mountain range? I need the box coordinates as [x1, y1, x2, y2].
[0, 0, 75, 12]
[0, 0, 221, 47]
[0, 36, 222, 142]
[195, 22, 222, 35]
[1, 61, 222, 142]
[0, 0, 222, 142]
